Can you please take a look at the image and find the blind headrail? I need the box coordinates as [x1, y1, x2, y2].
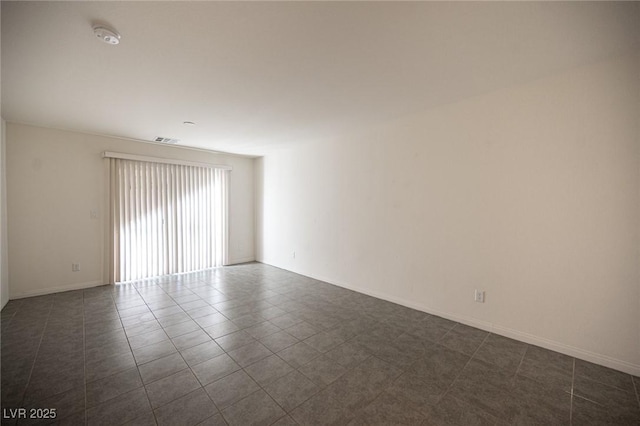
[102, 151, 232, 170]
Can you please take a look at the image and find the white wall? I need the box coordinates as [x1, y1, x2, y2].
[1, 119, 9, 309]
[6, 124, 255, 298]
[256, 52, 640, 374]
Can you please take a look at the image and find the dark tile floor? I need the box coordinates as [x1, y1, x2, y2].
[1, 263, 639, 425]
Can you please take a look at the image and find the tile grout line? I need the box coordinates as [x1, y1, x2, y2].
[569, 357, 575, 425]
[222, 343, 343, 424]
[513, 343, 529, 379]
[438, 322, 458, 342]
[204, 325, 294, 421]
[19, 298, 54, 409]
[632, 373, 640, 409]
[95, 281, 163, 423]
[188, 277, 232, 425]
[83, 292, 88, 426]
[184, 294, 346, 422]
[131, 278, 174, 424]
[128, 276, 236, 423]
[184, 275, 280, 425]
[171, 278, 230, 424]
[570, 357, 638, 394]
[437, 331, 491, 406]
[0, 304, 18, 328]
[83, 292, 128, 407]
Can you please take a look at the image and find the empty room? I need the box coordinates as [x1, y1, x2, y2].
[1, 1, 639, 425]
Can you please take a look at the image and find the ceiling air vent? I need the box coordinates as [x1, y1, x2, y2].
[154, 137, 180, 144]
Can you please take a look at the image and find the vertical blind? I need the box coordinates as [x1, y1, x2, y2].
[109, 158, 229, 283]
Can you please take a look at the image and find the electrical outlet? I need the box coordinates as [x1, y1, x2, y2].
[72, 263, 80, 272]
[474, 289, 485, 303]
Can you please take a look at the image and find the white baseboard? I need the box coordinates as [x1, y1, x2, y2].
[9, 280, 107, 299]
[259, 261, 640, 377]
[227, 256, 256, 265]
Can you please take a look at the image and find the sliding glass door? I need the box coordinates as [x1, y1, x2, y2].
[108, 158, 228, 283]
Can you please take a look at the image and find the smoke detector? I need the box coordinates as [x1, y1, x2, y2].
[93, 26, 121, 45]
[154, 137, 180, 145]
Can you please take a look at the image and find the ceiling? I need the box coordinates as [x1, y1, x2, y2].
[2, 1, 639, 156]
